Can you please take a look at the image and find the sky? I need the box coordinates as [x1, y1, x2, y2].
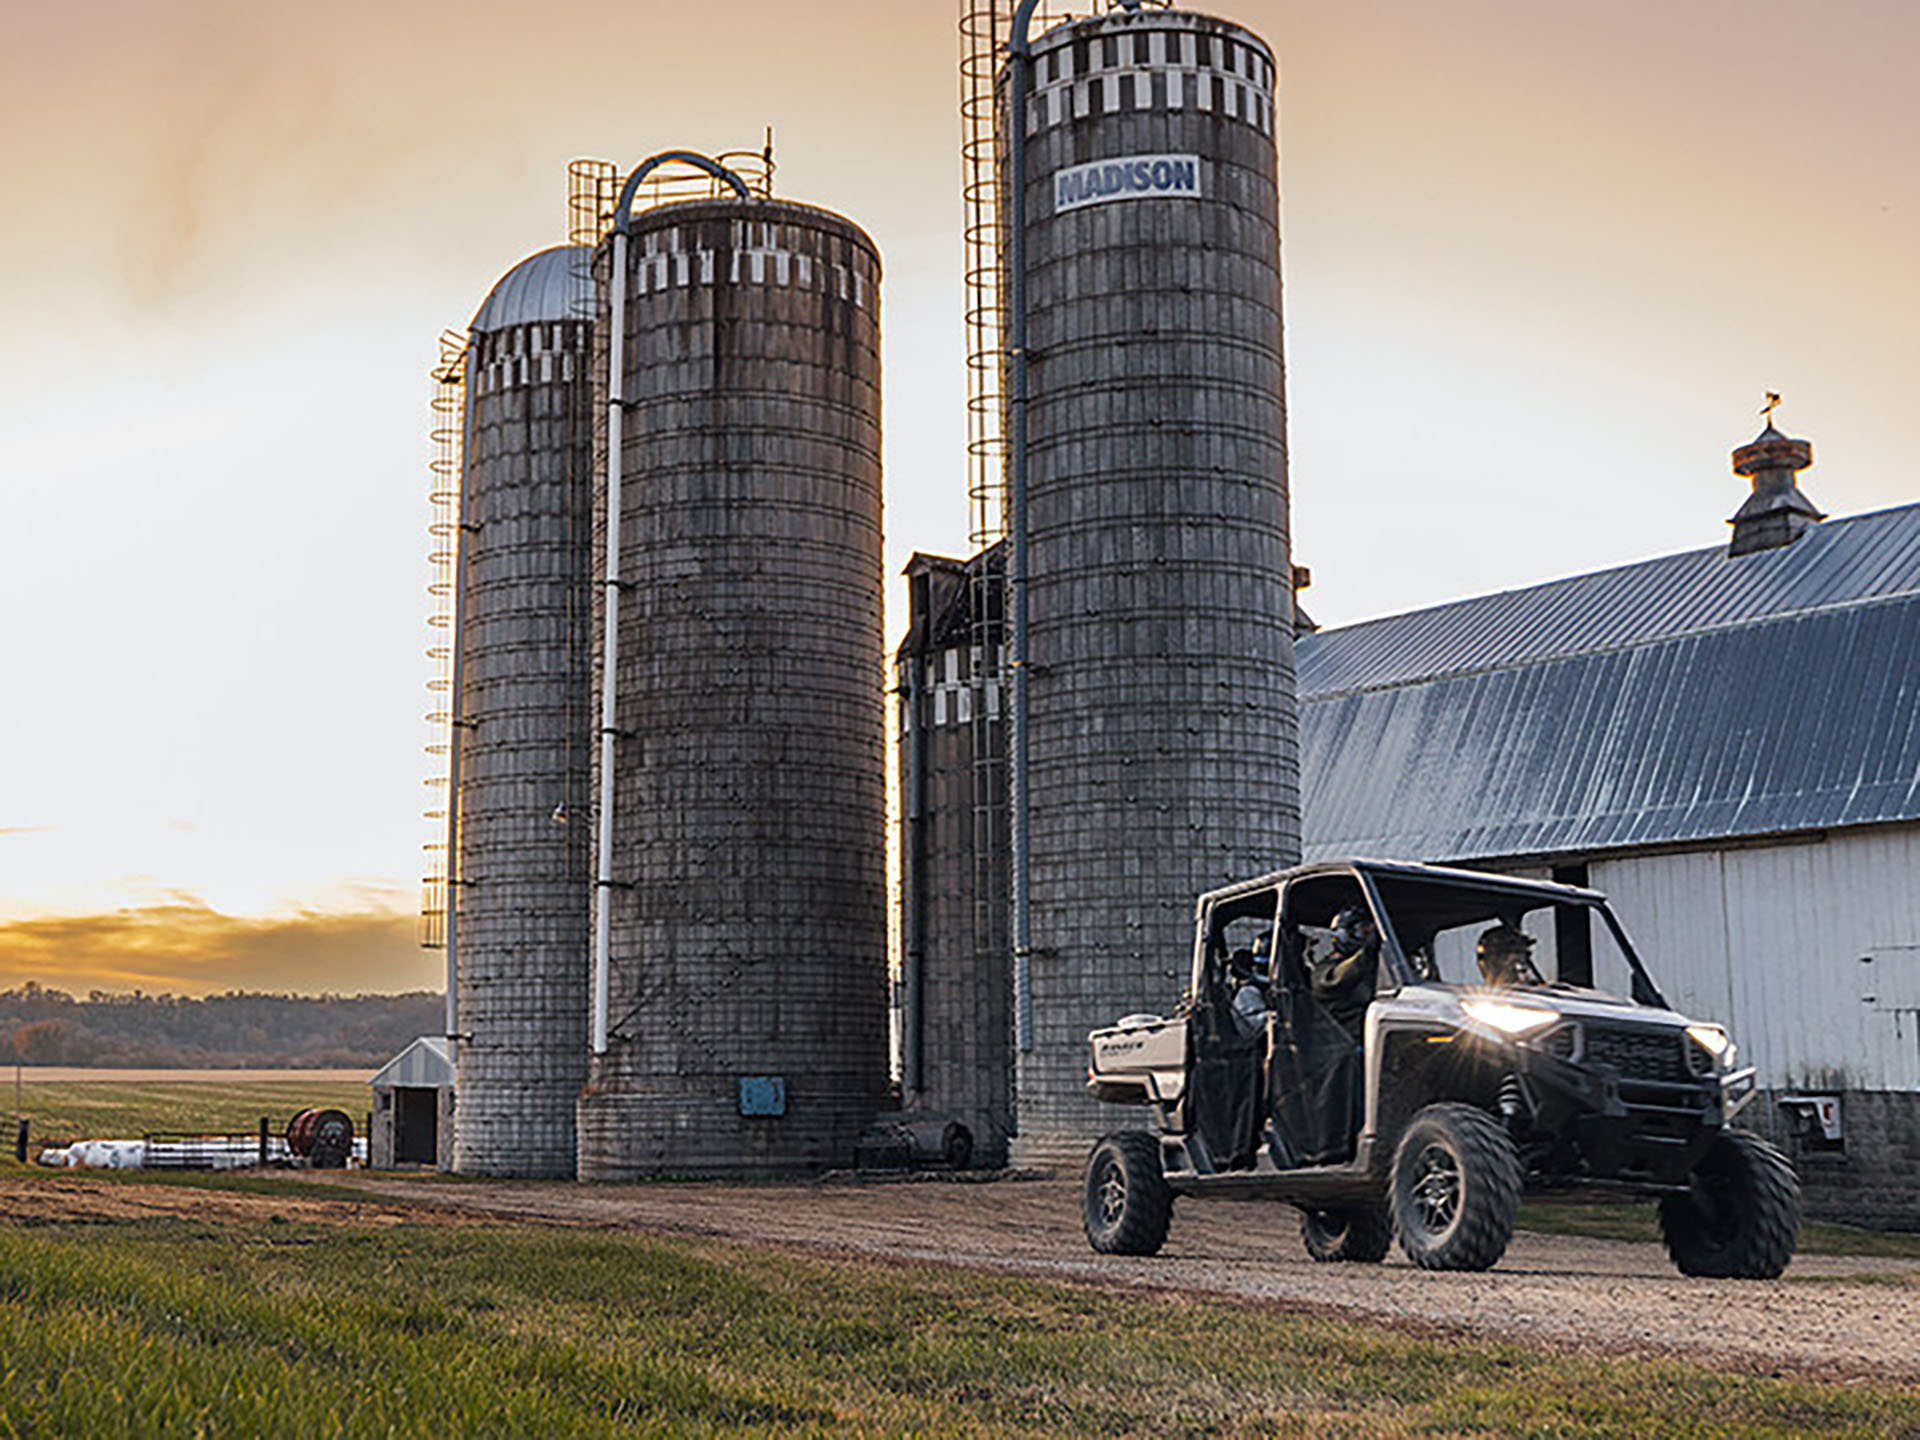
[0, 1, 1914, 995]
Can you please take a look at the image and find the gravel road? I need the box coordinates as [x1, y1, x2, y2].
[330, 1171, 1919, 1383]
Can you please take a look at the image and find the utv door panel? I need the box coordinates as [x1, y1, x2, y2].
[1269, 990, 1360, 1166]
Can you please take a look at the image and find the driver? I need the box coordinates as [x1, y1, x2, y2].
[1312, 905, 1380, 1040]
[1476, 924, 1544, 987]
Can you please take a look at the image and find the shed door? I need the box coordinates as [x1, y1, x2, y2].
[394, 1087, 438, 1165]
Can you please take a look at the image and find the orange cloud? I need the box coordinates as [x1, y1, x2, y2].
[0, 904, 443, 998]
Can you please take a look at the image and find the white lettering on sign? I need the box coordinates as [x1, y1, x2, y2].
[1054, 154, 1202, 213]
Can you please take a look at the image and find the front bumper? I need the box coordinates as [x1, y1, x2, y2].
[1517, 1048, 1755, 1187]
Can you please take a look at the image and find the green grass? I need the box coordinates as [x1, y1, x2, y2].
[0, 1189, 1915, 1437]
[1517, 1193, 1920, 1260]
[6, 1165, 372, 1201]
[5, 1077, 371, 1145]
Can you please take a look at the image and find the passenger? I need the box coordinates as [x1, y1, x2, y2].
[1312, 905, 1380, 1040]
[1227, 947, 1267, 1037]
[1476, 924, 1544, 987]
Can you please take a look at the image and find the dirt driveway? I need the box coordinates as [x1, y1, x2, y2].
[326, 1171, 1919, 1383]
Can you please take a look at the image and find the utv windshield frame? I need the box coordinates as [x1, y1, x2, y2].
[1192, 860, 1668, 1010]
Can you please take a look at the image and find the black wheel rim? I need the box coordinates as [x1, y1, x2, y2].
[1411, 1141, 1461, 1237]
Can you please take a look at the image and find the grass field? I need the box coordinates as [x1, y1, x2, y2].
[11, 1075, 1918, 1263]
[0, 1193, 1914, 1438]
[1518, 1193, 1920, 1261]
[7, 1075, 372, 1145]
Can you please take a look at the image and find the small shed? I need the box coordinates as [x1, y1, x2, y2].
[369, 1036, 454, 1169]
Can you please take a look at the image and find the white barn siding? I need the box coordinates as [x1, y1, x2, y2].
[1592, 825, 1920, 1093]
[1589, 851, 1737, 1047]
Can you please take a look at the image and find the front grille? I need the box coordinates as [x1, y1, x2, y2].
[1582, 1025, 1690, 1082]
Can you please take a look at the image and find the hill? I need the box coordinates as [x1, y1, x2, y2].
[0, 985, 444, 1068]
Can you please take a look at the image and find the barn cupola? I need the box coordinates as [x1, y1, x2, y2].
[1728, 414, 1824, 557]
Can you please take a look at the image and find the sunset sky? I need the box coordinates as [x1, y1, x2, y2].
[0, 1, 1914, 994]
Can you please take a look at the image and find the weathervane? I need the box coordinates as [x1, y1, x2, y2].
[1761, 391, 1783, 423]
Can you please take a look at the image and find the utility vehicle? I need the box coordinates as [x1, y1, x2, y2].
[1083, 860, 1798, 1275]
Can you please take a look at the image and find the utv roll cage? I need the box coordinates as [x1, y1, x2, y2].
[1191, 859, 1667, 1010]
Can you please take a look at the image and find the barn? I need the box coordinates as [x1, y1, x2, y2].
[1297, 427, 1920, 1226]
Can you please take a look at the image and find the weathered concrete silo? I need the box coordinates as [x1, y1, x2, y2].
[577, 172, 888, 1178]
[450, 246, 594, 1177]
[895, 547, 1013, 1166]
[1007, 6, 1300, 1164]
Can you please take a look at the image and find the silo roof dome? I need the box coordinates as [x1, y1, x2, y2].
[470, 246, 586, 333]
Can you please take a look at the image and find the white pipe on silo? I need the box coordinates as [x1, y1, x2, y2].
[591, 225, 628, 1056]
[590, 155, 756, 1059]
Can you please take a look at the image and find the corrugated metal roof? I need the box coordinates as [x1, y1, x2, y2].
[469, 246, 586, 334]
[1298, 504, 1920, 862]
[369, 1035, 453, 1091]
[1299, 504, 1920, 699]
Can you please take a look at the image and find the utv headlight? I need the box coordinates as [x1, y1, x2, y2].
[1685, 1024, 1736, 1075]
[1462, 998, 1560, 1036]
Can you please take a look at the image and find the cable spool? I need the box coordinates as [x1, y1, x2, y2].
[285, 1108, 355, 1169]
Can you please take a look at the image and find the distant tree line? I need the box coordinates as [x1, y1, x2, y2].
[0, 985, 445, 1068]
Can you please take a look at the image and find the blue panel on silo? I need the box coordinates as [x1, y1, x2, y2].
[737, 1076, 788, 1117]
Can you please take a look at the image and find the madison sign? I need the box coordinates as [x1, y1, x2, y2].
[1054, 154, 1202, 213]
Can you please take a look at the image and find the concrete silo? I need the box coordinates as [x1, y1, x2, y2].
[1005, 5, 1301, 1164]
[450, 246, 595, 1176]
[577, 161, 888, 1178]
[895, 546, 1013, 1167]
